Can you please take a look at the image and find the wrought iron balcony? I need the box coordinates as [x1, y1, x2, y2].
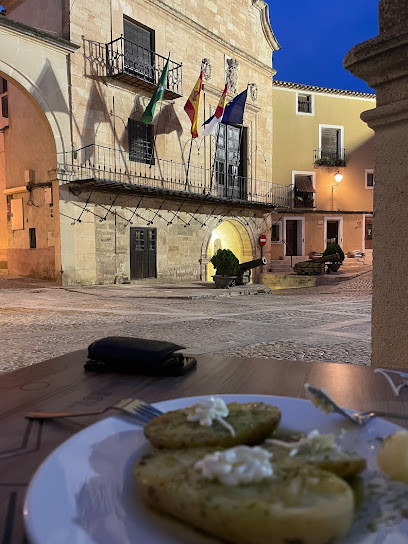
[106, 38, 182, 99]
[57, 144, 291, 208]
[313, 148, 347, 167]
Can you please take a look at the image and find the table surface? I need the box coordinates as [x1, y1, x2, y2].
[2, 350, 408, 543]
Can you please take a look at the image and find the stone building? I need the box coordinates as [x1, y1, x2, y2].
[268, 80, 375, 271]
[0, 0, 287, 285]
[0, 0, 376, 286]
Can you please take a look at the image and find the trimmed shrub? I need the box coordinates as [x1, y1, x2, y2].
[323, 243, 345, 262]
[210, 249, 239, 276]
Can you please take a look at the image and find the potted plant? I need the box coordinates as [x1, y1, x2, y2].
[323, 243, 345, 273]
[210, 249, 239, 288]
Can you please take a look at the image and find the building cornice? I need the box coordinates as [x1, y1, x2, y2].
[146, 0, 275, 75]
[251, 0, 281, 51]
[0, 15, 79, 53]
[273, 80, 376, 99]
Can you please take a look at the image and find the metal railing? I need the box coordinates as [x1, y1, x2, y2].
[297, 100, 312, 113]
[58, 144, 292, 208]
[313, 148, 347, 167]
[106, 37, 182, 97]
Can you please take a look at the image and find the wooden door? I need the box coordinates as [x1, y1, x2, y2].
[286, 220, 298, 256]
[326, 221, 339, 245]
[365, 217, 373, 250]
[130, 227, 157, 279]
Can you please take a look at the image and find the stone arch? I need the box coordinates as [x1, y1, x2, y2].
[0, 61, 67, 157]
[0, 18, 79, 163]
[200, 216, 257, 280]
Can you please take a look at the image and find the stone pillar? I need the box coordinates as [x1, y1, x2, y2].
[344, 0, 408, 367]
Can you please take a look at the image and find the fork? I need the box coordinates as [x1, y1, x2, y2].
[305, 384, 408, 425]
[26, 398, 163, 424]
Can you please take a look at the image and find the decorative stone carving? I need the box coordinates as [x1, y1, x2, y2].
[225, 57, 239, 94]
[249, 83, 258, 103]
[201, 58, 211, 81]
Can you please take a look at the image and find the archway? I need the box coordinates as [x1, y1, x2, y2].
[206, 219, 253, 280]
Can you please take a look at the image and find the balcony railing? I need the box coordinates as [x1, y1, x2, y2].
[313, 148, 347, 167]
[57, 144, 291, 208]
[106, 38, 182, 99]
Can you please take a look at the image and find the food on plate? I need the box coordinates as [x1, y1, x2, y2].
[134, 445, 355, 544]
[144, 400, 281, 449]
[263, 430, 366, 478]
[377, 429, 408, 484]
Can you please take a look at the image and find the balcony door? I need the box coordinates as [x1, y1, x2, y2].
[214, 124, 247, 199]
[130, 227, 157, 279]
[123, 18, 155, 82]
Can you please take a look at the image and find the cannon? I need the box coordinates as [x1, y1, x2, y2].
[293, 253, 341, 276]
[233, 257, 267, 285]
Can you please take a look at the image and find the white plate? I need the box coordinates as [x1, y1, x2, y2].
[24, 394, 408, 544]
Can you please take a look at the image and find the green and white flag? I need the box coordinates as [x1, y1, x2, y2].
[141, 56, 170, 125]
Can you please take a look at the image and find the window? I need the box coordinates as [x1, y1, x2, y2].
[293, 172, 316, 208]
[271, 223, 281, 243]
[128, 119, 154, 164]
[29, 228, 37, 249]
[123, 18, 155, 82]
[0, 77, 8, 124]
[297, 93, 313, 114]
[317, 125, 345, 165]
[365, 169, 374, 188]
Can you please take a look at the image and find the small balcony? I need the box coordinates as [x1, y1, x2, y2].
[106, 37, 182, 99]
[313, 148, 347, 167]
[57, 144, 291, 208]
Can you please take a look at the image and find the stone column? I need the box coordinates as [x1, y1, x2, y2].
[344, 0, 408, 367]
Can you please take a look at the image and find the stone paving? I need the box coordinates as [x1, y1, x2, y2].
[0, 266, 372, 374]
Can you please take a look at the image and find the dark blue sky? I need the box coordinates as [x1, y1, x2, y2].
[266, 0, 379, 93]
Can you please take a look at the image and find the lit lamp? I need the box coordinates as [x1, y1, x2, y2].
[332, 171, 343, 209]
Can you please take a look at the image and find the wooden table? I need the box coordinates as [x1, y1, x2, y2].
[1, 350, 408, 543]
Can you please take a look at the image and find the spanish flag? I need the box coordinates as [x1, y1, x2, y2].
[184, 70, 203, 138]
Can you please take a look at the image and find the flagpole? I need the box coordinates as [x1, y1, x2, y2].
[185, 138, 193, 188]
[149, 53, 170, 169]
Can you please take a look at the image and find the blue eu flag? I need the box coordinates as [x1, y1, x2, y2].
[222, 88, 248, 125]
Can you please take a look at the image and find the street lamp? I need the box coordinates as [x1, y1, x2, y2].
[332, 171, 343, 209]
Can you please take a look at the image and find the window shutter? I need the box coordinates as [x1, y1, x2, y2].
[124, 19, 152, 50]
[321, 128, 340, 152]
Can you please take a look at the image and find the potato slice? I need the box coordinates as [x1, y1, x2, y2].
[134, 447, 354, 544]
[144, 402, 281, 449]
[262, 437, 366, 479]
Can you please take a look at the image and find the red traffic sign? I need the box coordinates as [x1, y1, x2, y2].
[259, 234, 267, 247]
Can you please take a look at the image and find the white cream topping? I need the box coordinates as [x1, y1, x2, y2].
[194, 446, 273, 486]
[184, 396, 235, 437]
[267, 430, 340, 457]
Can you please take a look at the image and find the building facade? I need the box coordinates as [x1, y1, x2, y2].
[0, 1, 376, 286]
[268, 81, 375, 269]
[0, 0, 289, 285]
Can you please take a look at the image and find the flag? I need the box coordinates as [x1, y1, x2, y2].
[141, 56, 170, 125]
[222, 87, 248, 125]
[202, 81, 229, 137]
[184, 70, 203, 138]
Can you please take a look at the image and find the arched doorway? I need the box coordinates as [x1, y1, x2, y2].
[206, 219, 253, 280]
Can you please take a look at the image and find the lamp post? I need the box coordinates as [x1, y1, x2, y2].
[331, 171, 343, 209]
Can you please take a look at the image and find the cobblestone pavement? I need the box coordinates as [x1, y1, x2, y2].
[0, 267, 372, 374]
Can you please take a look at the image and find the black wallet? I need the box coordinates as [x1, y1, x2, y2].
[85, 336, 197, 376]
